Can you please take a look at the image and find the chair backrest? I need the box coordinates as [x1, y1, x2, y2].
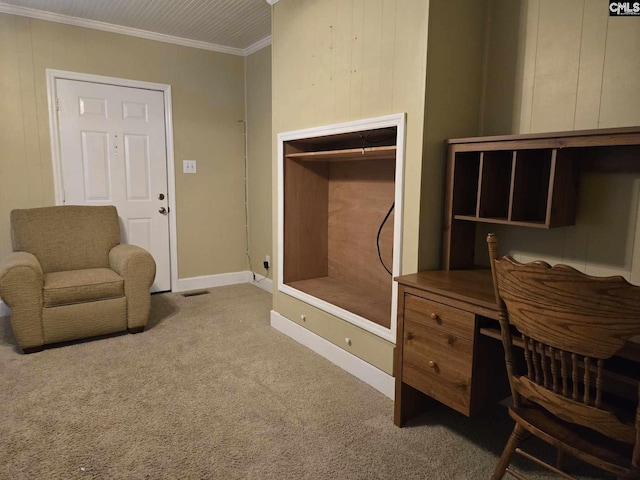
[487, 234, 640, 447]
[11, 205, 121, 273]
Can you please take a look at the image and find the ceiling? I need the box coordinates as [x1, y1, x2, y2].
[0, 0, 273, 56]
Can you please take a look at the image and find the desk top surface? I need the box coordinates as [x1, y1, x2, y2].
[396, 269, 640, 362]
[396, 269, 499, 312]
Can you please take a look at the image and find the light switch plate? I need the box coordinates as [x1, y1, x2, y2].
[183, 160, 197, 174]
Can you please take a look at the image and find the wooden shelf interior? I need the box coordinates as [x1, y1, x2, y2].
[478, 150, 513, 219]
[285, 126, 397, 154]
[454, 215, 548, 228]
[510, 149, 552, 223]
[452, 152, 481, 217]
[440, 127, 640, 271]
[283, 126, 397, 328]
[451, 147, 577, 228]
[287, 277, 391, 328]
[285, 145, 396, 162]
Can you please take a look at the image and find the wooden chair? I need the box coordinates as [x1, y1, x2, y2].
[486, 233, 640, 480]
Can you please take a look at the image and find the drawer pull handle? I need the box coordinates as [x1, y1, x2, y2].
[428, 360, 437, 369]
[430, 312, 439, 321]
[406, 332, 415, 341]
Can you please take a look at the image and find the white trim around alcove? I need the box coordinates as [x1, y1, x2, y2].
[276, 113, 406, 344]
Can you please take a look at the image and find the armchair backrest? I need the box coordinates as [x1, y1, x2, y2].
[11, 205, 121, 273]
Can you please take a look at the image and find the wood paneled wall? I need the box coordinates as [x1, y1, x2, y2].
[483, 0, 640, 135]
[478, 0, 640, 282]
[272, 0, 431, 373]
[272, 0, 430, 279]
[0, 13, 247, 279]
[246, 46, 273, 281]
[271, 0, 493, 373]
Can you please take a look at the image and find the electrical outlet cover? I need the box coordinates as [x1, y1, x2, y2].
[183, 160, 197, 174]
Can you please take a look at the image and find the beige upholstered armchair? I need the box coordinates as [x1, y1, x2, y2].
[0, 205, 156, 353]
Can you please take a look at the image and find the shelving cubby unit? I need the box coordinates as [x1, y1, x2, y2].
[442, 127, 640, 270]
[452, 148, 577, 228]
[277, 114, 406, 342]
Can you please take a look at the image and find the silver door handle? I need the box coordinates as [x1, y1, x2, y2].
[159, 207, 167, 214]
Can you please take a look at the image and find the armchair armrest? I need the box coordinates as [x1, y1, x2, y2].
[0, 252, 44, 350]
[109, 244, 156, 330]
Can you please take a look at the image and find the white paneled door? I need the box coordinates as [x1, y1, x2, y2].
[56, 79, 171, 292]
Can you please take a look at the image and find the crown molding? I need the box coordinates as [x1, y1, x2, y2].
[266, 0, 279, 5]
[0, 2, 270, 57]
[244, 35, 272, 56]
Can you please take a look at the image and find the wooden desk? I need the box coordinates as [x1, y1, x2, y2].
[394, 269, 640, 427]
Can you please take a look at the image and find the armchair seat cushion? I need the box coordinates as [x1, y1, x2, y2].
[44, 268, 124, 307]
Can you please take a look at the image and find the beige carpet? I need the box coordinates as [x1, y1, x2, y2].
[0, 284, 609, 479]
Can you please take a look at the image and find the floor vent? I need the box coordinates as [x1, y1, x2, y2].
[181, 290, 210, 298]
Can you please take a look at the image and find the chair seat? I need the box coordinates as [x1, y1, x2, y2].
[510, 403, 636, 477]
[43, 268, 124, 307]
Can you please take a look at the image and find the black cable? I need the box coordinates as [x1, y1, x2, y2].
[356, 128, 397, 276]
[364, 131, 397, 144]
[358, 128, 397, 148]
[377, 202, 395, 275]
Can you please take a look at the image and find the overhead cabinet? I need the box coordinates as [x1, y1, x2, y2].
[443, 126, 640, 270]
[450, 148, 577, 228]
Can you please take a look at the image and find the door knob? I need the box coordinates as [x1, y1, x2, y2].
[159, 207, 167, 214]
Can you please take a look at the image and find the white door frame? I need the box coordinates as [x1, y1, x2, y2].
[46, 68, 178, 292]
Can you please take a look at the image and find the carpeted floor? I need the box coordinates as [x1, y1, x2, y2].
[0, 284, 610, 479]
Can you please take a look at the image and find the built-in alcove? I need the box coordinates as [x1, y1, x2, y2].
[277, 114, 405, 342]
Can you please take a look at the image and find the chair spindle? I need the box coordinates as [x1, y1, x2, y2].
[572, 354, 579, 401]
[550, 347, 559, 393]
[541, 343, 550, 388]
[583, 356, 591, 405]
[560, 351, 568, 397]
[595, 359, 603, 409]
[532, 341, 542, 385]
[523, 335, 533, 380]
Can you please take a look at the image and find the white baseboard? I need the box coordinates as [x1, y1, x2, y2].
[251, 273, 273, 293]
[175, 271, 273, 295]
[0, 300, 10, 318]
[270, 310, 394, 399]
[175, 271, 253, 292]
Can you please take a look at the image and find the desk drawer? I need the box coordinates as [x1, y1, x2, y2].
[404, 293, 475, 340]
[403, 320, 473, 414]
